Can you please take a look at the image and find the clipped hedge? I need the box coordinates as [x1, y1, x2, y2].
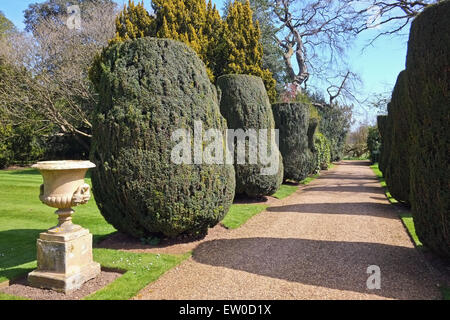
[404, 1, 449, 257]
[217, 74, 283, 197]
[89, 38, 235, 239]
[376, 115, 388, 174]
[384, 71, 411, 205]
[272, 102, 312, 181]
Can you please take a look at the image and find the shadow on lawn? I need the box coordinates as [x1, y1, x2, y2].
[192, 237, 441, 300]
[0, 229, 42, 270]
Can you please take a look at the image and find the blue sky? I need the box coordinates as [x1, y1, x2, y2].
[0, 0, 409, 127]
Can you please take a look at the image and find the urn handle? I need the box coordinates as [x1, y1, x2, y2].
[71, 183, 91, 206]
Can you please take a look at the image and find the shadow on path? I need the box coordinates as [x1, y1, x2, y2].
[193, 237, 438, 300]
[267, 202, 398, 219]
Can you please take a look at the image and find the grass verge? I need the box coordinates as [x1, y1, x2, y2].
[221, 204, 268, 229]
[273, 184, 298, 199]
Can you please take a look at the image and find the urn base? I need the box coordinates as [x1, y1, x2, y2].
[28, 228, 101, 293]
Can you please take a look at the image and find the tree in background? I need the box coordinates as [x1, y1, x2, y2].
[222, 1, 277, 101]
[1, 0, 117, 154]
[225, 0, 287, 93]
[111, 0, 153, 42]
[0, 13, 46, 167]
[112, 0, 277, 101]
[344, 123, 370, 159]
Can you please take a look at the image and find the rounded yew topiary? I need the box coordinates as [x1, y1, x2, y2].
[89, 38, 235, 239]
[272, 102, 313, 181]
[217, 74, 283, 197]
[404, 1, 450, 257]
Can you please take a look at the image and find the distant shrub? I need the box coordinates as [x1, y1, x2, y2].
[376, 115, 388, 174]
[314, 132, 331, 171]
[367, 126, 381, 164]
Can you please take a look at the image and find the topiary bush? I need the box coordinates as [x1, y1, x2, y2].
[376, 115, 388, 174]
[384, 71, 411, 205]
[89, 38, 235, 239]
[217, 74, 283, 197]
[404, 1, 450, 257]
[272, 102, 312, 181]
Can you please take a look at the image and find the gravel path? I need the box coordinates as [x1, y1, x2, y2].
[134, 161, 443, 300]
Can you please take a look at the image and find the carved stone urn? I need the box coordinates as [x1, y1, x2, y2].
[28, 160, 101, 293]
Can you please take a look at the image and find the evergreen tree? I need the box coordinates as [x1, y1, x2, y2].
[111, 0, 153, 43]
[111, 0, 277, 100]
[222, 1, 277, 102]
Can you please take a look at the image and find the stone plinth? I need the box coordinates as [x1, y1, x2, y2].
[28, 228, 100, 293]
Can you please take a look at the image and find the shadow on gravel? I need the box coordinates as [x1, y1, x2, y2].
[193, 237, 440, 300]
[266, 202, 398, 219]
[303, 185, 383, 193]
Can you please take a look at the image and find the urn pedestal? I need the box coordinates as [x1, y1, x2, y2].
[28, 161, 101, 293]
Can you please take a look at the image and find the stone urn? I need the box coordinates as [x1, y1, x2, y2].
[28, 160, 101, 293]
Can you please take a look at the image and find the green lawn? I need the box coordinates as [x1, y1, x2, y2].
[273, 184, 298, 199]
[0, 168, 274, 299]
[0, 169, 189, 300]
[221, 204, 268, 229]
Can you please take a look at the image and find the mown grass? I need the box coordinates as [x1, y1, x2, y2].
[370, 163, 421, 247]
[0, 169, 189, 300]
[221, 204, 268, 229]
[369, 164, 398, 204]
[86, 249, 190, 300]
[273, 184, 298, 199]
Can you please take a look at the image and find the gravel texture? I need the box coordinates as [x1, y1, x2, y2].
[1, 270, 122, 300]
[134, 161, 445, 300]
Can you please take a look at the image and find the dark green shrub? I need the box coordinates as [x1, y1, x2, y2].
[307, 117, 319, 173]
[316, 103, 352, 162]
[89, 38, 235, 239]
[376, 115, 388, 174]
[384, 71, 411, 205]
[314, 132, 331, 171]
[217, 74, 283, 197]
[272, 102, 312, 181]
[367, 125, 381, 164]
[404, 1, 450, 257]
[0, 122, 13, 168]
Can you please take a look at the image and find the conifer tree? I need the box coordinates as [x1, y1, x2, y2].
[222, 1, 277, 101]
[110, 0, 277, 100]
[110, 0, 153, 44]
